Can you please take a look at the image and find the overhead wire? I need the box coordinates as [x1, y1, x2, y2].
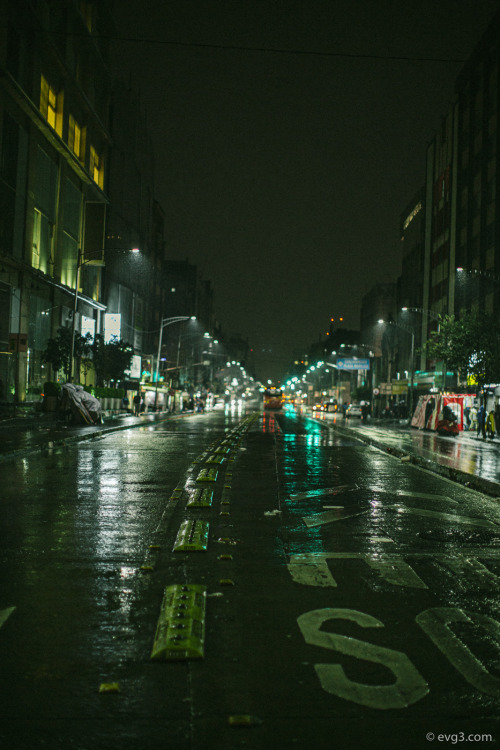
[12, 20, 469, 64]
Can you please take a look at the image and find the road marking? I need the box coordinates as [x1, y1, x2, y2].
[387, 504, 500, 529]
[323, 505, 344, 510]
[416, 607, 500, 697]
[288, 553, 427, 589]
[366, 536, 395, 543]
[290, 486, 353, 501]
[297, 608, 429, 709]
[435, 556, 500, 588]
[0, 607, 15, 628]
[302, 510, 367, 528]
[397, 491, 458, 504]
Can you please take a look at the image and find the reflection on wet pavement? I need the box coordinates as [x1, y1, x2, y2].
[306, 407, 500, 487]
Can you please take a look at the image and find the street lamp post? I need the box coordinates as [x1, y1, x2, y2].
[154, 316, 196, 409]
[69, 247, 84, 382]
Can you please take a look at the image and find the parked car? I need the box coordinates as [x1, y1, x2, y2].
[346, 403, 362, 418]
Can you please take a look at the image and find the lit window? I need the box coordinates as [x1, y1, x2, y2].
[32, 209, 41, 268]
[68, 115, 82, 158]
[90, 145, 104, 188]
[40, 75, 62, 135]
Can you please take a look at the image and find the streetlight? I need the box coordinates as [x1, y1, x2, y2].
[154, 316, 196, 409]
[456, 267, 500, 286]
[401, 306, 440, 324]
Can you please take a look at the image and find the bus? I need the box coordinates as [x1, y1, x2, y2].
[263, 387, 283, 410]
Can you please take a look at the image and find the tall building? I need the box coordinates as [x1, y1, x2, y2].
[0, 0, 113, 400]
[454, 13, 500, 317]
[105, 77, 162, 361]
[398, 188, 427, 372]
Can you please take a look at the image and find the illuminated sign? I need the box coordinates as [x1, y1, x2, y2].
[104, 313, 121, 343]
[81, 315, 95, 342]
[337, 358, 370, 370]
[129, 354, 141, 379]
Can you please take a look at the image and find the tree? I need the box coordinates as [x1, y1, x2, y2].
[424, 312, 500, 394]
[42, 328, 94, 382]
[92, 335, 133, 386]
[42, 327, 72, 379]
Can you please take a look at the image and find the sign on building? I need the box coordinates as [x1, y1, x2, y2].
[104, 313, 121, 343]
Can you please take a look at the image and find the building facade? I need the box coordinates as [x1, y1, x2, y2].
[0, 0, 113, 401]
[454, 17, 500, 317]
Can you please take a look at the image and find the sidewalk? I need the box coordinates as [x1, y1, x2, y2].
[312, 412, 500, 499]
[0, 408, 181, 463]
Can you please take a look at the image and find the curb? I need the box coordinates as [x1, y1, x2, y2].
[0, 411, 188, 463]
[320, 419, 500, 500]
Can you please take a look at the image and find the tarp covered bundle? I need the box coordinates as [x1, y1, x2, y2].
[60, 383, 102, 425]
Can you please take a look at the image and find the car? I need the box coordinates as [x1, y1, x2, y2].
[313, 400, 338, 413]
[346, 403, 362, 418]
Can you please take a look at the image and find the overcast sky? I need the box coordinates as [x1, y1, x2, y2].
[112, 0, 499, 382]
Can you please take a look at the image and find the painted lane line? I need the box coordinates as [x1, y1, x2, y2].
[0, 607, 15, 629]
[397, 491, 457, 503]
[290, 486, 353, 501]
[288, 552, 428, 589]
[302, 510, 368, 528]
[387, 504, 500, 529]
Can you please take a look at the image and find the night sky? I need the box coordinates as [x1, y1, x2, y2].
[112, 0, 498, 382]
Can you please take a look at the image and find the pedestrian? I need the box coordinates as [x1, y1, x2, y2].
[133, 392, 141, 416]
[470, 405, 478, 432]
[477, 404, 486, 439]
[495, 403, 500, 437]
[424, 397, 435, 430]
[487, 410, 496, 440]
[463, 405, 471, 431]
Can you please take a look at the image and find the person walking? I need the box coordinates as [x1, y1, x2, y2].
[477, 404, 486, 440]
[463, 404, 471, 431]
[470, 405, 478, 432]
[487, 409, 496, 440]
[133, 392, 142, 416]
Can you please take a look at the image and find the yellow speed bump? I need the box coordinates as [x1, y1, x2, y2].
[173, 520, 209, 552]
[196, 468, 219, 483]
[187, 488, 214, 507]
[99, 682, 120, 693]
[227, 715, 261, 727]
[151, 584, 207, 661]
[205, 455, 226, 465]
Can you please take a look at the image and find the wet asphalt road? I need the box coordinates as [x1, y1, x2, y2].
[1, 405, 499, 749]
